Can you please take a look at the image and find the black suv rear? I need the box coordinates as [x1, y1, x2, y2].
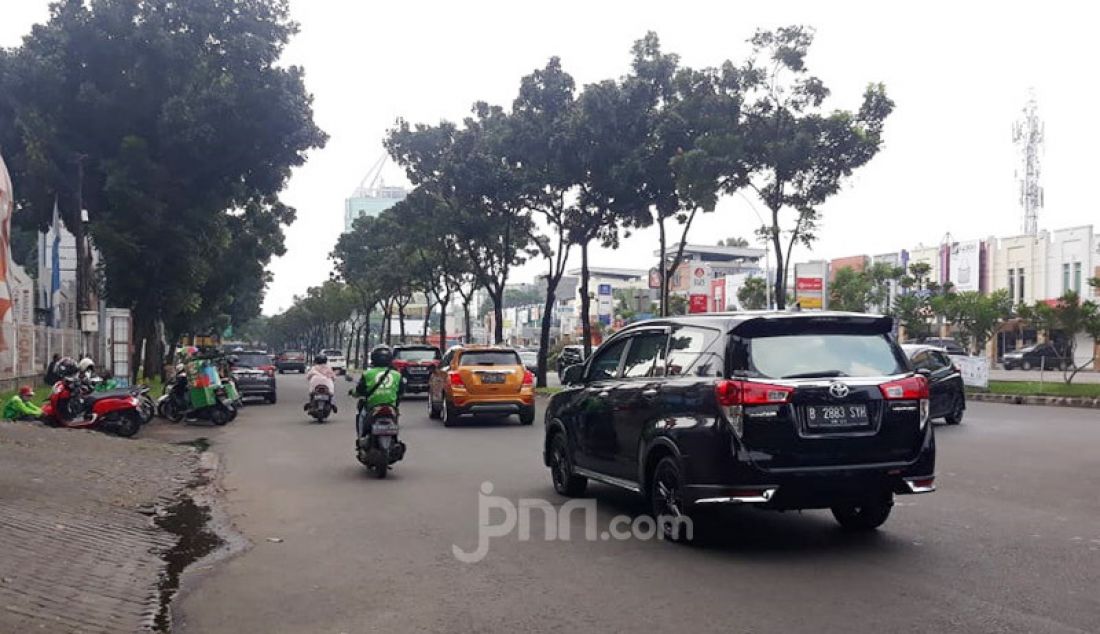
[543, 312, 935, 539]
[393, 344, 442, 394]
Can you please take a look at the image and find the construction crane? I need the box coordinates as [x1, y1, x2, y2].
[1012, 90, 1044, 236]
[351, 154, 389, 198]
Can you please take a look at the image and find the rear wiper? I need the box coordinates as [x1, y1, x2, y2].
[781, 370, 850, 379]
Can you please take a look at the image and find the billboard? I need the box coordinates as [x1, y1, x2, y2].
[648, 267, 661, 289]
[795, 276, 824, 309]
[688, 294, 708, 314]
[949, 240, 981, 293]
[709, 278, 726, 312]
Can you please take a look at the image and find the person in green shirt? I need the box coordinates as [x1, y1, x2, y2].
[353, 345, 404, 439]
[3, 386, 43, 421]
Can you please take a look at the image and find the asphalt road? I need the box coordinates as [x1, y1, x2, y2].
[154, 375, 1100, 634]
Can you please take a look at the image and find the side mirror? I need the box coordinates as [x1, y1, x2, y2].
[561, 364, 584, 386]
[915, 368, 932, 379]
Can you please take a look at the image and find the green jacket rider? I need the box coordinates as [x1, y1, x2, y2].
[353, 345, 404, 437]
[3, 386, 43, 421]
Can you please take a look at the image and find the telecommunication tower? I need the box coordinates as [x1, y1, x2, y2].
[1012, 90, 1044, 236]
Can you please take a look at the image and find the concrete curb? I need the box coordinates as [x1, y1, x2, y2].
[967, 392, 1100, 409]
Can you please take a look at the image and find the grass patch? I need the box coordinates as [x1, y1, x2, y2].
[970, 381, 1100, 398]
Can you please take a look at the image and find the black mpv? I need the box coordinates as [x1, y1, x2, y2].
[543, 311, 935, 539]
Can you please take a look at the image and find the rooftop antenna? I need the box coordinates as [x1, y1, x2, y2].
[1012, 89, 1044, 236]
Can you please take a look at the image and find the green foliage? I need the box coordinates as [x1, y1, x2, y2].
[980, 381, 1100, 399]
[737, 277, 768, 310]
[0, 0, 326, 376]
[718, 237, 750, 247]
[829, 267, 873, 313]
[1018, 291, 1100, 383]
[932, 290, 1013, 355]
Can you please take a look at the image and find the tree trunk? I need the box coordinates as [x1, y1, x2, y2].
[437, 293, 450, 352]
[580, 241, 593, 357]
[71, 157, 92, 313]
[770, 207, 786, 309]
[658, 219, 668, 317]
[537, 278, 559, 388]
[492, 287, 505, 344]
[422, 303, 431, 345]
[398, 301, 407, 342]
[463, 296, 473, 343]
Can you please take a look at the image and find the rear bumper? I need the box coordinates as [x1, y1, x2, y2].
[403, 374, 432, 392]
[452, 399, 534, 417]
[237, 383, 275, 396]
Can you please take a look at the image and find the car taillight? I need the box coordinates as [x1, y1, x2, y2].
[522, 370, 534, 386]
[373, 405, 397, 418]
[714, 379, 793, 406]
[714, 380, 794, 438]
[879, 376, 929, 400]
[449, 372, 465, 388]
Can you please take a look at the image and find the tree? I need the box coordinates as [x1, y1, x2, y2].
[718, 237, 750, 247]
[740, 26, 894, 308]
[737, 277, 768, 310]
[894, 294, 931, 341]
[935, 290, 1013, 355]
[1019, 291, 1100, 383]
[1, 0, 326, 377]
[829, 267, 873, 313]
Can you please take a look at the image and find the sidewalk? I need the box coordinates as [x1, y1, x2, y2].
[0, 422, 205, 633]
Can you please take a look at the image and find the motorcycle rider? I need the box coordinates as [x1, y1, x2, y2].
[3, 386, 43, 421]
[305, 354, 337, 413]
[353, 345, 403, 441]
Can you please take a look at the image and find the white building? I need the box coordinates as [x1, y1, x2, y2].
[1047, 225, 1094, 298]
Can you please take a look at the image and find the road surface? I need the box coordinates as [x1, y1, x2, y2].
[152, 375, 1100, 633]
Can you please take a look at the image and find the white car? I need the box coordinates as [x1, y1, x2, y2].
[321, 349, 347, 375]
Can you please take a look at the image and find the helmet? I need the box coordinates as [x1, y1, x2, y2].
[369, 345, 393, 368]
[56, 357, 79, 378]
[175, 363, 186, 373]
[19, 385, 33, 398]
[78, 358, 95, 372]
[314, 354, 328, 365]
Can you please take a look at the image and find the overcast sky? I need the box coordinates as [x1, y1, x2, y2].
[4, 1, 1096, 314]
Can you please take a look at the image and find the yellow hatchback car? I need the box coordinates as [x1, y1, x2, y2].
[427, 346, 536, 427]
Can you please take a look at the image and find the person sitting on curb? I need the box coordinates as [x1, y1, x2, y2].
[3, 386, 43, 421]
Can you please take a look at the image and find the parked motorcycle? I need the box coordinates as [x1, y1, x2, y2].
[355, 403, 406, 478]
[90, 377, 155, 424]
[306, 384, 336, 423]
[158, 370, 236, 425]
[40, 378, 143, 438]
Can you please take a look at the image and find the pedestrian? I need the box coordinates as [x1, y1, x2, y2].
[44, 353, 61, 386]
[3, 386, 43, 421]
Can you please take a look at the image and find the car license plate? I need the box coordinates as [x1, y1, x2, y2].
[408, 367, 428, 374]
[480, 373, 506, 384]
[372, 422, 398, 435]
[805, 404, 869, 428]
[313, 394, 330, 401]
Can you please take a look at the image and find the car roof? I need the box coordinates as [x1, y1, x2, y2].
[900, 344, 948, 356]
[613, 311, 894, 337]
[395, 344, 440, 350]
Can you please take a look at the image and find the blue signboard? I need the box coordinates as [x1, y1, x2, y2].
[598, 284, 612, 296]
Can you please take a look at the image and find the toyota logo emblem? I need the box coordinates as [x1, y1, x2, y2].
[828, 382, 850, 399]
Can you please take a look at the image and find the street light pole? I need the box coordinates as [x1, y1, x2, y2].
[738, 192, 773, 309]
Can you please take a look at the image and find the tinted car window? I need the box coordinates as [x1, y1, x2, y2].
[588, 339, 628, 381]
[459, 351, 520, 366]
[321, 349, 343, 357]
[910, 351, 934, 371]
[933, 352, 953, 369]
[237, 353, 272, 367]
[666, 327, 723, 377]
[621, 332, 668, 378]
[397, 348, 442, 362]
[749, 334, 905, 379]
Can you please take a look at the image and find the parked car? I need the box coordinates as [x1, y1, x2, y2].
[902, 344, 965, 424]
[393, 344, 442, 395]
[1002, 343, 1070, 371]
[917, 337, 967, 356]
[555, 345, 586, 375]
[518, 350, 539, 373]
[320, 349, 347, 375]
[544, 311, 936, 541]
[428, 346, 535, 426]
[230, 351, 277, 403]
[277, 351, 307, 374]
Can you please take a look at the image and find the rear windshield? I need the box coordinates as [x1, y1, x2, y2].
[236, 354, 272, 367]
[519, 352, 537, 363]
[396, 348, 441, 362]
[284, 351, 305, 360]
[321, 350, 343, 357]
[747, 334, 906, 379]
[459, 351, 520, 367]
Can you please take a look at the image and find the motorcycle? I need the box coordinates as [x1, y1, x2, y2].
[90, 377, 155, 424]
[158, 370, 236, 425]
[355, 403, 406, 478]
[306, 384, 335, 423]
[40, 378, 144, 438]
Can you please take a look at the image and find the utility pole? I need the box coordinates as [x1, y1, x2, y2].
[71, 153, 91, 313]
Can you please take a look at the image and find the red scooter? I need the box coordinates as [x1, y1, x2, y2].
[40, 377, 144, 438]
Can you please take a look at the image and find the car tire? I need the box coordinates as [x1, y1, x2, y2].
[944, 393, 965, 425]
[831, 496, 893, 532]
[428, 392, 442, 420]
[650, 457, 694, 543]
[442, 397, 456, 428]
[548, 433, 587, 497]
[1021, 360, 1033, 371]
[267, 393, 277, 405]
[519, 406, 535, 426]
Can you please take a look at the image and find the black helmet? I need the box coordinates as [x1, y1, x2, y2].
[56, 357, 79, 378]
[314, 354, 327, 365]
[369, 345, 393, 368]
